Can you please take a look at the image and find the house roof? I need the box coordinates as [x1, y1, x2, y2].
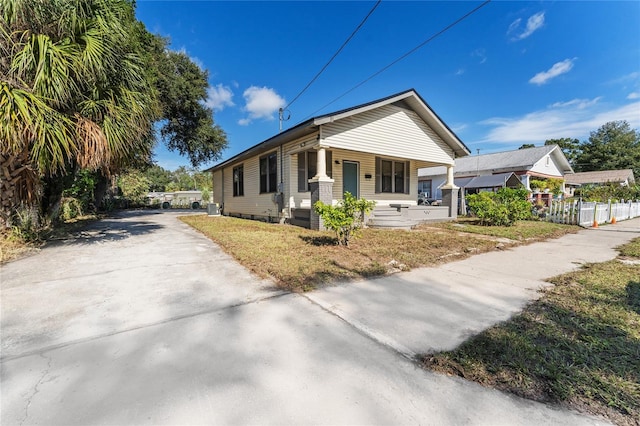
[447, 172, 523, 190]
[564, 169, 635, 185]
[207, 89, 470, 172]
[419, 145, 574, 177]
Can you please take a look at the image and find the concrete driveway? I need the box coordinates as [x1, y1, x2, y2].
[1, 210, 617, 425]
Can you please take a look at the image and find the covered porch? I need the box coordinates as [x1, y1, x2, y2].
[289, 146, 460, 230]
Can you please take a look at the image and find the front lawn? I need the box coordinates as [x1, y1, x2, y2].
[180, 215, 578, 291]
[429, 218, 580, 241]
[421, 238, 640, 426]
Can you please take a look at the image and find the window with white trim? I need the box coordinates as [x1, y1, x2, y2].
[259, 152, 277, 193]
[375, 157, 410, 194]
[233, 164, 244, 197]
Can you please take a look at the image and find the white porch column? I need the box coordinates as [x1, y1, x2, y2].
[313, 147, 329, 179]
[441, 165, 458, 189]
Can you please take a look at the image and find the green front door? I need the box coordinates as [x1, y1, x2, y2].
[343, 161, 359, 198]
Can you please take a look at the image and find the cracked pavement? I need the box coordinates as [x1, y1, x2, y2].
[1, 210, 622, 425]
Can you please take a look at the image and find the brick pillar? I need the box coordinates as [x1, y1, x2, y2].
[441, 187, 459, 220]
[309, 178, 334, 230]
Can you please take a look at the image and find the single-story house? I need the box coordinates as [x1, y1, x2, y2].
[419, 145, 574, 205]
[208, 89, 471, 230]
[564, 169, 635, 192]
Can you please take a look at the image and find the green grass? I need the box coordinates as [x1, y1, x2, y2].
[180, 215, 578, 291]
[421, 238, 640, 426]
[619, 238, 640, 258]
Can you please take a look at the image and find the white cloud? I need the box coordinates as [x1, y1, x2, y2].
[206, 84, 235, 111]
[508, 12, 545, 41]
[455, 68, 465, 76]
[608, 71, 640, 85]
[480, 99, 640, 144]
[529, 58, 576, 85]
[550, 97, 601, 110]
[240, 86, 286, 124]
[451, 123, 468, 133]
[472, 48, 487, 64]
[627, 92, 639, 100]
[238, 118, 251, 126]
[507, 18, 521, 36]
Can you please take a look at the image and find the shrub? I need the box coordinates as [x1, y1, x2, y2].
[467, 188, 532, 226]
[117, 170, 151, 205]
[313, 192, 376, 246]
[10, 205, 42, 242]
[60, 197, 84, 221]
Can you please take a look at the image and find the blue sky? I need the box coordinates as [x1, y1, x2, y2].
[135, 1, 640, 171]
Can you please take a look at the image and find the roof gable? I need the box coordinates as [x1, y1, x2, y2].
[208, 89, 470, 171]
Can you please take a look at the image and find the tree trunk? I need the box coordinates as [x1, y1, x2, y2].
[0, 151, 39, 228]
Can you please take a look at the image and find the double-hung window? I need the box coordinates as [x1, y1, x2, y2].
[375, 157, 410, 194]
[233, 165, 244, 197]
[260, 152, 278, 193]
[297, 150, 332, 192]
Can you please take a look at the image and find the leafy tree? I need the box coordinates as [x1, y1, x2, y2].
[314, 192, 376, 246]
[545, 138, 581, 166]
[143, 165, 173, 192]
[118, 170, 151, 205]
[573, 121, 640, 178]
[519, 144, 536, 149]
[1, 0, 157, 226]
[0, 0, 227, 227]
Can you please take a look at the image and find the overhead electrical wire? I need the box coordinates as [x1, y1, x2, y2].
[284, 0, 382, 111]
[303, 0, 492, 120]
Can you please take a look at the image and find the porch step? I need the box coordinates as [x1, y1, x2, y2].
[368, 208, 417, 230]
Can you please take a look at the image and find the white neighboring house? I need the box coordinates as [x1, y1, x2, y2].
[419, 145, 574, 202]
[207, 89, 471, 230]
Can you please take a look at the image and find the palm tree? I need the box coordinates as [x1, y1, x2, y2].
[0, 0, 158, 226]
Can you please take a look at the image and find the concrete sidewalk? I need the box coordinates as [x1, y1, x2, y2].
[306, 217, 640, 357]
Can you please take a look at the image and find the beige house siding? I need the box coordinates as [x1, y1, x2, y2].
[321, 104, 455, 165]
[216, 153, 282, 219]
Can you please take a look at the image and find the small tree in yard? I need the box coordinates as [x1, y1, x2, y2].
[313, 192, 376, 246]
[467, 188, 531, 226]
[117, 170, 151, 205]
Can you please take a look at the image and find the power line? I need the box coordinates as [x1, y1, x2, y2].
[304, 0, 492, 120]
[284, 0, 381, 111]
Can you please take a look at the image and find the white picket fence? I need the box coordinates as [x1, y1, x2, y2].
[547, 200, 640, 227]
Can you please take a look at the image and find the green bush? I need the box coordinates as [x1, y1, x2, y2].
[467, 188, 532, 226]
[574, 183, 640, 202]
[10, 205, 42, 242]
[313, 192, 376, 246]
[60, 197, 84, 221]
